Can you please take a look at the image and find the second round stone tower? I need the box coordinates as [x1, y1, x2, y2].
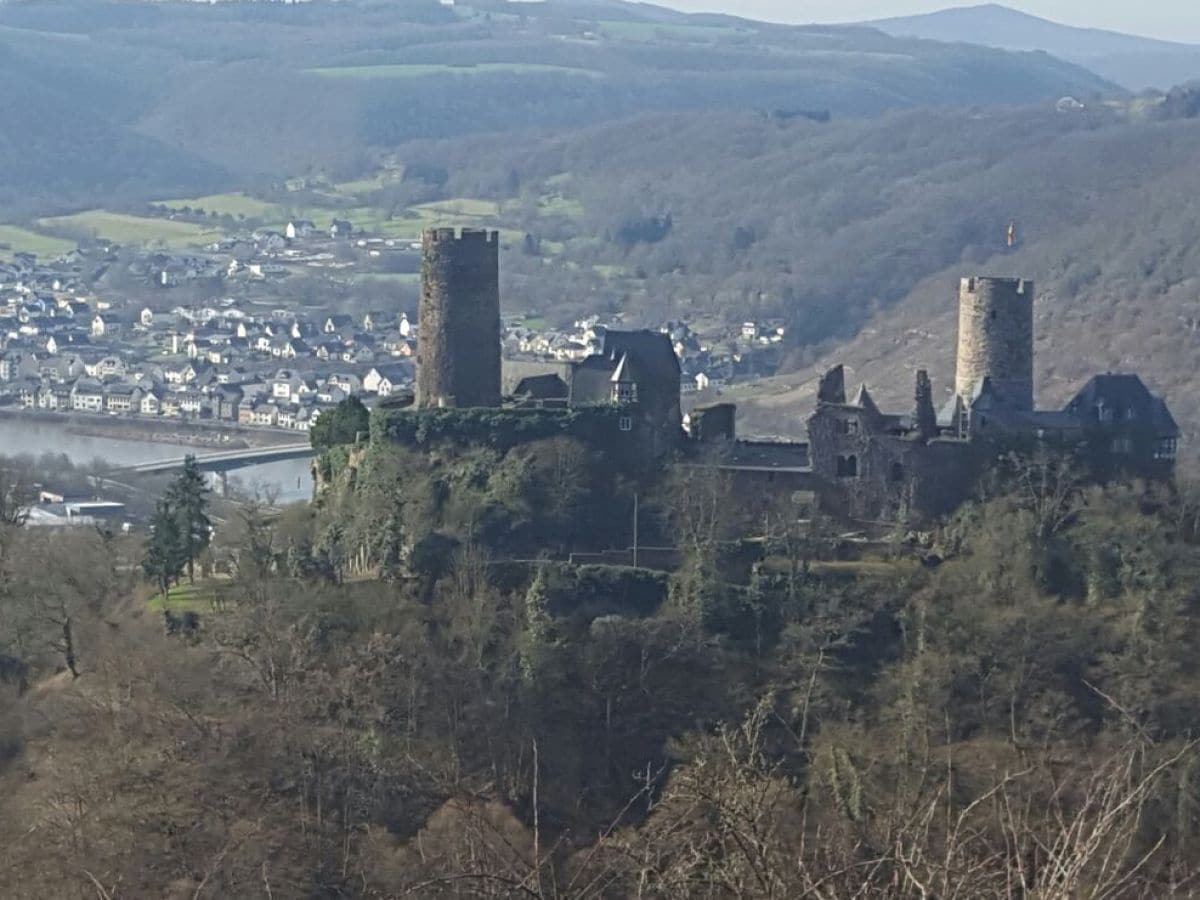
[954, 276, 1034, 411]
[416, 227, 502, 409]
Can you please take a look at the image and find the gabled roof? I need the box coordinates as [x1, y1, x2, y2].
[1066, 373, 1179, 436]
[601, 330, 680, 380]
[611, 352, 644, 384]
[853, 383, 879, 415]
[372, 363, 412, 382]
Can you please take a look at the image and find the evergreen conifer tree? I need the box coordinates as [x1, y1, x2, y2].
[167, 455, 212, 584]
[143, 498, 186, 597]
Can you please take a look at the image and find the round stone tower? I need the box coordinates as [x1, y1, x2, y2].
[954, 276, 1034, 411]
[416, 227, 501, 409]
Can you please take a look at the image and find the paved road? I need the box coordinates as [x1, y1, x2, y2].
[118, 443, 316, 475]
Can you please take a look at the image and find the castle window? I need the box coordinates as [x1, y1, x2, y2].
[1155, 438, 1177, 461]
[618, 416, 633, 432]
[613, 382, 638, 404]
[837, 419, 859, 436]
[836, 455, 858, 478]
[1110, 437, 1134, 455]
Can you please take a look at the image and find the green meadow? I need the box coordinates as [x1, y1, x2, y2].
[0, 224, 76, 260]
[37, 210, 221, 247]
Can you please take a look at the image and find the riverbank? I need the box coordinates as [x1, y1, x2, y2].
[0, 408, 302, 450]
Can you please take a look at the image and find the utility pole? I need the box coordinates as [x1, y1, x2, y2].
[632, 492, 639, 568]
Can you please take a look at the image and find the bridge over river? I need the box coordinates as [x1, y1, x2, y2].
[117, 443, 317, 478]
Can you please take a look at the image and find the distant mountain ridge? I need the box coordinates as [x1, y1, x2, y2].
[864, 3, 1200, 90]
[0, 0, 1118, 213]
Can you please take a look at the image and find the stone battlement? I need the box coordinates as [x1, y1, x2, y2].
[960, 276, 1032, 296]
[424, 227, 499, 246]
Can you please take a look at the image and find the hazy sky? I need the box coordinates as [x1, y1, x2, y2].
[650, 1, 1200, 43]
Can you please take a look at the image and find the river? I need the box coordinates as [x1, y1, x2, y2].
[0, 417, 314, 503]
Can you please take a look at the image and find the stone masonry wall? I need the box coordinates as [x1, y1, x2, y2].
[416, 228, 502, 409]
[807, 404, 980, 521]
[955, 276, 1034, 411]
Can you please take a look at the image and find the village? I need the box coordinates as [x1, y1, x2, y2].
[0, 219, 787, 434]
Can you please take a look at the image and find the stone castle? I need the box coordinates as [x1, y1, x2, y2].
[412, 231, 1178, 522]
[801, 276, 1178, 519]
[414, 227, 683, 455]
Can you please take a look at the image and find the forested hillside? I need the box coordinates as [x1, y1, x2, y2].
[0, 0, 1116, 213]
[7, 439, 1200, 896]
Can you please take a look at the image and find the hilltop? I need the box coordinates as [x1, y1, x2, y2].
[372, 101, 1200, 441]
[865, 3, 1200, 90]
[0, 0, 1116, 213]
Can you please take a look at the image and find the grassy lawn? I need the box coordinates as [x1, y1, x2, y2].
[37, 210, 222, 247]
[334, 172, 405, 194]
[154, 192, 284, 219]
[308, 62, 599, 79]
[413, 198, 499, 218]
[0, 224, 76, 260]
[146, 581, 219, 614]
[36, 193, 508, 252]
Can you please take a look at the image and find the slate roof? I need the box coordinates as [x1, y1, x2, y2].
[513, 373, 568, 400]
[601, 330, 680, 379]
[1066, 374, 1179, 436]
[723, 440, 811, 471]
[569, 354, 618, 405]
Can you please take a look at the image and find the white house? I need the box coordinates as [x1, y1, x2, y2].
[140, 389, 162, 416]
[250, 403, 278, 427]
[285, 220, 316, 240]
[179, 391, 205, 416]
[71, 380, 104, 412]
[364, 363, 413, 397]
